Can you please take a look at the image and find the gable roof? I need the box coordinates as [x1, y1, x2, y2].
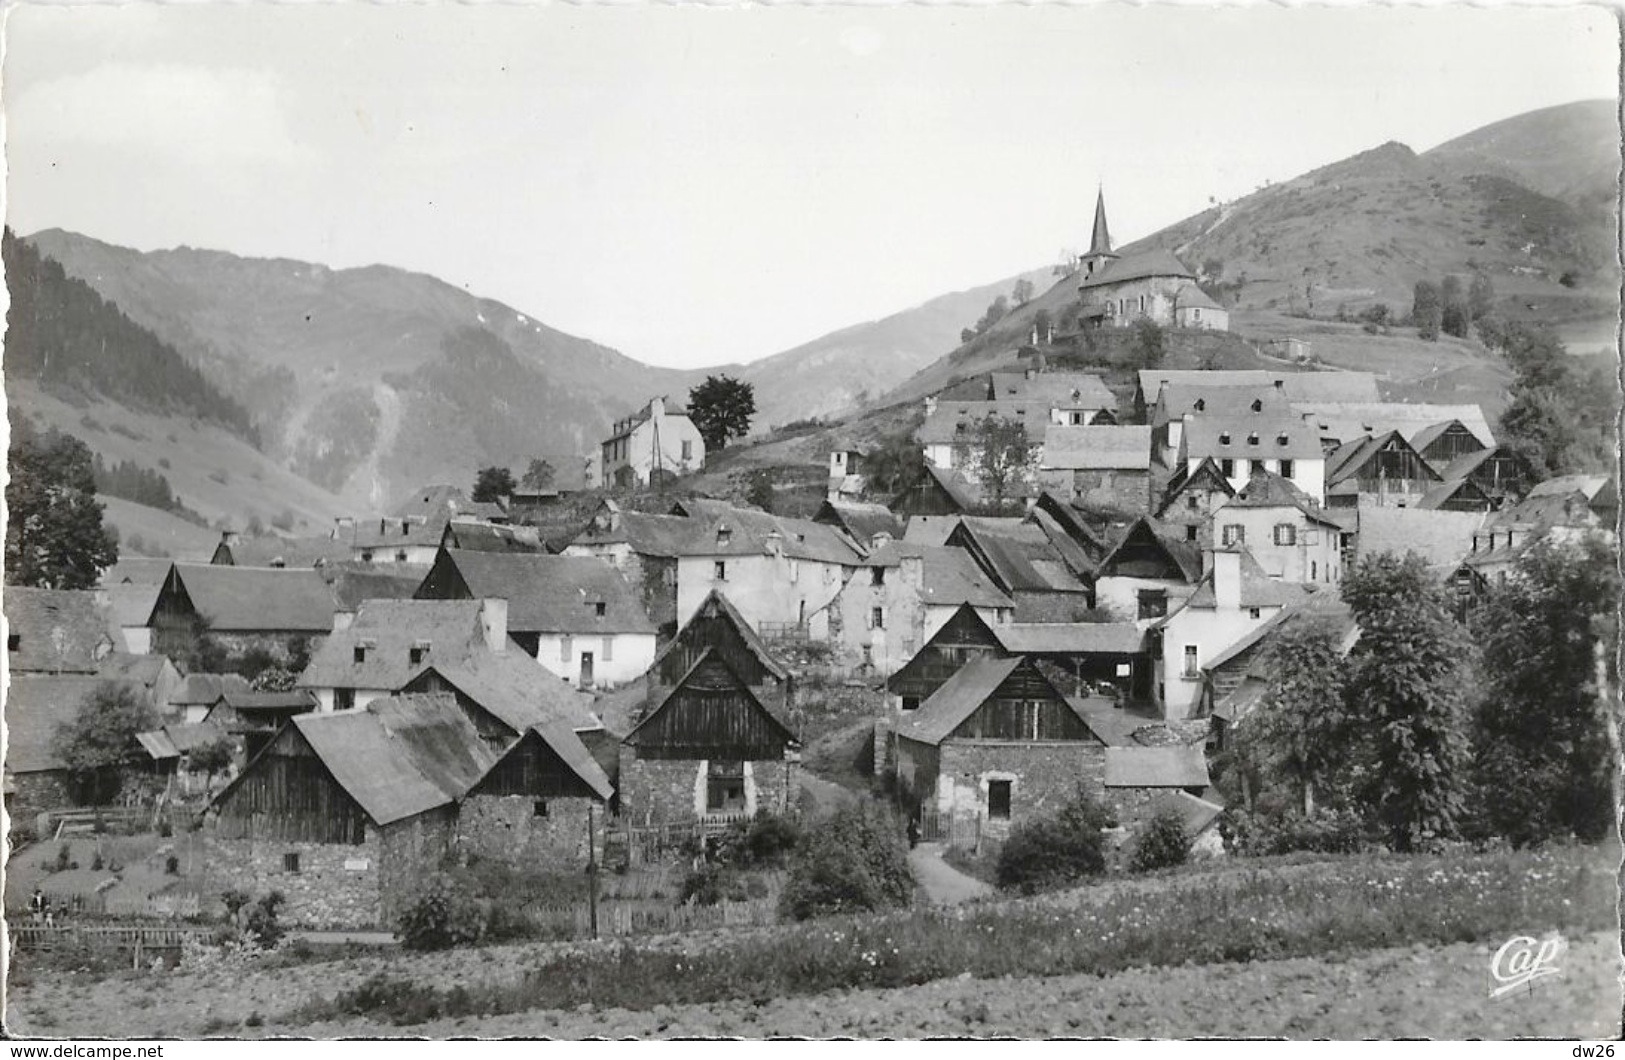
[1417, 477, 1495, 511]
[1040, 425, 1152, 471]
[99, 557, 177, 586]
[103, 583, 162, 632]
[488, 723, 614, 803]
[4, 675, 108, 773]
[901, 514, 964, 546]
[1080, 249, 1195, 289]
[214, 535, 353, 569]
[916, 401, 1051, 446]
[429, 550, 656, 635]
[299, 599, 486, 691]
[1182, 415, 1324, 463]
[650, 589, 791, 684]
[1223, 469, 1341, 526]
[323, 564, 431, 611]
[1156, 457, 1238, 518]
[408, 646, 601, 735]
[1104, 745, 1210, 788]
[440, 519, 548, 554]
[899, 655, 1024, 745]
[572, 503, 716, 558]
[1294, 402, 1495, 449]
[1354, 507, 1489, 571]
[1139, 370, 1380, 408]
[1096, 517, 1205, 583]
[1179, 549, 1313, 611]
[1153, 383, 1298, 429]
[987, 372, 1116, 409]
[628, 647, 797, 744]
[861, 543, 1015, 610]
[952, 518, 1089, 594]
[813, 499, 905, 547]
[168, 673, 252, 708]
[163, 564, 339, 633]
[1173, 285, 1223, 312]
[3, 589, 113, 674]
[1526, 474, 1614, 503]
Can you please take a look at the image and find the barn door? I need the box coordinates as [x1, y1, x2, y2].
[580, 651, 595, 689]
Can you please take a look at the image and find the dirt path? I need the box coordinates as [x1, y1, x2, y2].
[909, 842, 992, 905]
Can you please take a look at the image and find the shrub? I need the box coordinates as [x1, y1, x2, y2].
[10, 821, 37, 850]
[54, 843, 72, 873]
[159, 820, 174, 838]
[91, 851, 105, 871]
[781, 803, 912, 921]
[1130, 809, 1190, 873]
[397, 873, 489, 951]
[679, 862, 747, 907]
[743, 812, 800, 865]
[245, 892, 286, 948]
[165, 854, 180, 875]
[1220, 805, 1369, 857]
[995, 788, 1114, 894]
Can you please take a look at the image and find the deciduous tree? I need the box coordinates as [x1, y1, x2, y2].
[1411, 280, 1442, 341]
[51, 681, 157, 808]
[688, 375, 757, 451]
[954, 416, 1034, 513]
[521, 458, 556, 490]
[1011, 278, 1036, 306]
[5, 422, 118, 589]
[1230, 624, 1353, 815]
[472, 466, 517, 503]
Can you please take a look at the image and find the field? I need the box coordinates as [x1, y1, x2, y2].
[6, 841, 1614, 1039]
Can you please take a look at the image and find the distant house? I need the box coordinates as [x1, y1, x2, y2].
[891, 464, 985, 519]
[342, 485, 505, 566]
[598, 396, 705, 489]
[619, 648, 800, 829]
[1180, 414, 1326, 500]
[564, 499, 715, 636]
[816, 541, 1014, 675]
[1133, 369, 1380, 422]
[916, 400, 1047, 475]
[1036, 425, 1153, 513]
[827, 449, 868, 501]
[1353, 506, 1489, 575]
[299, 598, 496, 713]
[439, 519, 548, 554]
[895, 655, 1112, 844]
[202, 688, 318, 760]
[1324, 430, 1443, 509]
[167, 673, 253, 725]
[1519, 475, 1618, 528]
[1293, 403, 1495, 455]
[211, 531, 351, 569]
[1171, 285, 1229, 331]
[1152, 548, 1311, 721]
[4, 588, 115, 675]
[984, 370, 1118, 426]
[1154, 457, 1237, 545]
[4, 676, 110, 819]
[1210, 470, 1344, 585]
[206, 693, 501, 929]
[1091, 517, 1205, 626]
[1417, 476, 1498, 514]
[811, 498, 904, 551]
[146, 564, 338, 664]
[102, 582, 163, 654]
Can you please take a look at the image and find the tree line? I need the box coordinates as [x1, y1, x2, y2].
[3, 230, 261, 445]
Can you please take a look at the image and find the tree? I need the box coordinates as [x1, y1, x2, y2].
[1468, 271, 1496, 325]
[188, 737, 236, 792]
[51, 681, 157, 809]
[1011, 278, 1036, 306]
[1230, 625, 1353, 815]
[954, 416, 1034, 513]
[1130, 318, 1167, 369]
[746, 470, 775, 513]
[1440, 274, 1470, 339]
[520, 458, 556, 491]
[688, 375, 756, 451]
[1470, 535, 1617, 846]
[472, 466, 517, 503]
[5, 422, 118, 589]
[1493, 323, 1615, 477]
[1411, 280, 1442, 341]
[1341, 552, 1473, 852]
[862, 428, 926, 501]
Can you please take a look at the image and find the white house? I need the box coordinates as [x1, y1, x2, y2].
[298, 598, 498, 713]
[1180, 413, 1326, 501]
[599, 396, 705, 489]
[1209, 471, 1344, 585]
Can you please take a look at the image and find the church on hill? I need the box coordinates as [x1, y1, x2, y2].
[1075, 190, 1229, 333]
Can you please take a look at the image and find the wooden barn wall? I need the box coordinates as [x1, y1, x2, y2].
[401, 671, 519, 745]
[1350, 441, 1435, 488]
[658, 609, 774, 688]
[470, 734, 598, 800]
[1420, 425, 1485, 467]
[1103, 529, 1181, 580]
[412, 555, 473, 603]
[213, 727, 368, 844]
[630, 660, 787, 759]
[951, 667, 1095, 742]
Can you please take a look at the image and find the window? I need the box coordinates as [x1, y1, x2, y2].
[1187, 495, 1200, 511]
[409, 646, 425, 666]
[681, 440, 693, 461]
[1220, 459, 1235, 478]
[871, 607, 885, 629]
[987, 780, 1012, 821]
[533, 799, 549, 818]
[395, 550, 408, 563]
[602, 636, 614, 662]
[283, 852, 301, 874]
[1221, 524, 1244, 546]
[560, 636, 572, 664]
[1311, 561, 1318, 581]
[1247, 433, 1259, 446]
[6, 634, 17, 651]
[360, 550, 374, 563]
[353, 646, 367, 664]
[714, 561, 727, 581]
[335, 688, 355, 711]
[1250, 459, 1265, 475]
[1219, 432, 1232, 445]
[1273, 524, 1297, 546]
[1249, 608, 1262, 620]
[716, 527, 732, 545]
[871, 567, 886, 586]
[1251, 399, 1263, 413]
[1137, 590, 1169, 621]
[1182, 645, 1199, 677]
[1186, 525, 1198, 542]
[1279, 459, 1294, 479]
[594, 602, 607, 618]
[901, 696, 921, 712]
[706, 761, 746, 813]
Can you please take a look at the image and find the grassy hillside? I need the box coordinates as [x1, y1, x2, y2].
[1422, 98, 1618, 220]
[98, 496, 221, 560]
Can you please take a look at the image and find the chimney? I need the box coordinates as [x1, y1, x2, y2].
[924, 395, 938, 416]
[332, 609, 356, 633]
[1212, 549, 1242, 612]
[221, 529, 241, 549]
[764, 529, 783, 556]
[480, 598, 509, 654]
[650, 396, 666, 420]
[1273, 379, 1285, 390]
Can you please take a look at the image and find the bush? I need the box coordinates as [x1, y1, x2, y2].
[245, 892, 286, 948]
[1130, 809, 1190, 873]
[91, 851, 105, 871]
[10, 821, 37, 851]
[781, 803, 912, 921]
[1220, 806, 1370, 857]
[54, 844, 72, 873]
[712, 811, 801, 868]
[995, 788, 1114, 895]
[397, 873, 489, 951]
[679, 863, 747, 907]
[165, 855, 180, 875]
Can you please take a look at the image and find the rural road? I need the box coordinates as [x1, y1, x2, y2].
[909, 842, 992, 905]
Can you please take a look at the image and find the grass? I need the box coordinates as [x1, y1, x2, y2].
[296, 842, 1612, 1027]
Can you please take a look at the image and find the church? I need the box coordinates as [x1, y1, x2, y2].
[1075, 190, 1229, 333]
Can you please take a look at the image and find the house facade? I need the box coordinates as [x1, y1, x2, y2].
[1091, 518, 1204, 626]
[147, 564, 337, 665]
[1036, 425, 1153, 513]
[598, 396, 705, 489]
[1180, 415, 1326, 500]
[1210, 471, 1344, 584]
[1324, 431, 1442, 509]
[564, 500, 712, 637]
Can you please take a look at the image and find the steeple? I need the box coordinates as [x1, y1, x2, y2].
[1088, 186, 1113, 257]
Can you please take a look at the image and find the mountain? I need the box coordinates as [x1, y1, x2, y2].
[1422, 99, 1619, 221]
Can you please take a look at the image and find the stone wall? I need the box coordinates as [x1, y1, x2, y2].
[460, 793, 603, 869]
[9, 771, 72, 828]
[617, 748, 799, 827]
[202, 830, 383, 929]
[376, 810, 457, 925]
[935, 741, 1108, 842]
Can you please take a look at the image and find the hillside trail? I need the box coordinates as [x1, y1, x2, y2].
[909, 842, 992, 905]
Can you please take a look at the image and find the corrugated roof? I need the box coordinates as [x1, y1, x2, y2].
[1355, 507, 1488, 571]
[300, 599, 485, 690]
[4, 589, 112, 674]
[1294, 402, 1495, 448]
[1041, 425, 1152, 471]
[987, 372, 1117, 409]
[167, 564, 339, 633]
[1104, 745, 1210, 788]
[995, 622, 1146, 655]
[433, 551, 656, 634]
[1079, 249, 1195, 289]
[5, 675, 108, 773]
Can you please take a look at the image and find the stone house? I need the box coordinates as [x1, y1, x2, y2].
[812, 498, 904, 549]
[876, 604, 1009, 777]
[146, 563, 337, 665]
[984, 370, 1118, 426]
[1072, 194, 1207, 331]
[894, 655, 1111, 845]
[563, 499, 714, 637]
[1324, 431, 1442, 509]
[206, 693, 499, 929]
[1210, 470, 1344, 585]
[4, 588, 116, 675]
[415, 548, 658, 690]
[597, 396, 705, 489]
[459, 721, 615, 870]
[1036, 425, 1153, 513]
[1180, 414, 1327, 501]
[4, 675, 110, 821]
[814, 541, 1014, 676]
[943, 516, 1094, 622]
[1091, 517, 1205, 627]
[1154, 457, 1238, 546]
[1151, 548, 1311, 721]
[298, 598, 496, 713]
[619, 648, 800, 829]
[827, 449, 868, 500]
[1171, 285, 1229, 331]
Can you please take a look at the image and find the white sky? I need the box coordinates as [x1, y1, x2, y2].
[4, 3, 1619, 369]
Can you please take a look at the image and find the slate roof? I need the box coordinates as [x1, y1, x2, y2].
[1179, 550, 1313, 611]
[284, 694, 501, 825]
[431, 551, 656, 634]
[916, 401, 1051, 446]
[1182, 416, 1324, 462]
[1526, 475, 1613, 502]
[1079, 249, 1195, 289]
[899, 655, 1024, 746]
[217, 689, 318, 713]
[99, 557, 176, 586]
[605, 399, 692, 443]
[861, 543, 1015, 611]
[4, 675, 107, 773]
[954, 518, 1090, 594]
[987, 372, 1116, 409]
[571, 505, 716, 558]
[1354, 507, 1488, 571]
[1041, 426, 1152, 471]
[901, 515, 963, 547]
[215, 535, 353, 569]
[165, 564, 339, 633]
[1153, 383, 1297, 429]
[1138, 370, 1379, 407]
[1104, 745, 1210, 788]
[1173, 285, 1224, 312]
[3, 589, 112, 674]
[494, 723, 615, 802]
[1294, 402, 1495, 448]
[96, 652, 173, 689]
[324, 564, 431, 611]
[352, 515, 452, 551]
[1096, 517, 1206, 583]
[1223, 470, 1342, 526]
[407, 647, 601, 735]
[103, 583, 162, 632]
[300, 599, 485, 691]
[440, 519, 547, 554]
[814, 500, 905, 547]
[169, 673, 252, 708]
[668, 509, 864, 566]
[994, 622, 1146, 655]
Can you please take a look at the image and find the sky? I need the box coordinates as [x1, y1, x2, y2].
[4, 3, 1619, 370]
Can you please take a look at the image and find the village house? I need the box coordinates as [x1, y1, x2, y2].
[1517, 475, 1618, 529]
[619, 647, 800, 831]
[1323, 430, 1443, 509]
[145, 563, 339, 665]
[597, 396, 705, 489]
[1036, 425, 1153, 513]
[4, 588, 116, 675]
[298, 598, 498, 713]
[984, 370, 1118, 426]
[563, 499, 714, 636]
[202, 688, 318, 761]
[1091, 517, 1205, 626]
[1171, 285, 1230, 331]
[167, 673, 253, 725]
[1151, 548, 1312, 721]
[205, 693, 500, 929]
[876, 603, 1008, 777]
[894, 654, 1112, 845]
[1102, 745, 1213, 822]
[401, 646, 608, 758]
[210, 531, 351, 569]
[96, 652, 184, 714]
[1133, 369, 1381, 423]
[1417, 475, 1499, 513]
[1180, 412, 1327, 500]
[944, 516, 1095, 621]
[670, 506, 864, 639]
[4, 675, 111, 821]
[135, 720, 231, 801]
[813, 541, 1015, 675]
[827, 448, 868, 500]
[1210, 470, 1344, 584]
[1150, 384, 1298, 469]
[811, 498, 905, 550]
[103, 582, 162, 654]
[916, 400, 1048, 475]
[890, 465, 985, 520]
[438, 518, 547, 554]
[415, 548, 658, 689]
[1293, 402, 1495, 457]
[1154, 457, 1238, 545]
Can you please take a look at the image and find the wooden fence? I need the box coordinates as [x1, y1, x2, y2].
[917, 808, 983, 852]
[10, 923, 216, 967]
[617, 814, 752, 866]
[523, 897, 778, 940]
